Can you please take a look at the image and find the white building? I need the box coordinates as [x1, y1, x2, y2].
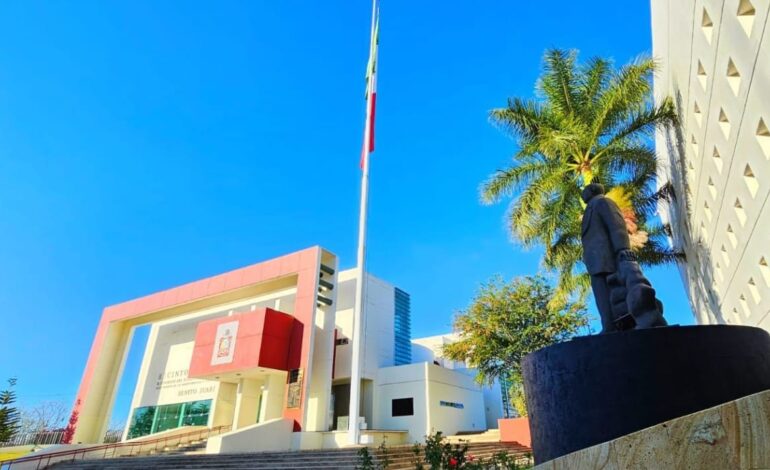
[70, 247, 504, 452]
[652, 0, 770, 327]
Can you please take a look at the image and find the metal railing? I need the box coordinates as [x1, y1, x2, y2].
[0, 425, 231, 470]
[0, 431, 65, 447]
[0, 429, 123, 448]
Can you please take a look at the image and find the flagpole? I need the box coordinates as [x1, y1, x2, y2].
[348, 0, 378, 446]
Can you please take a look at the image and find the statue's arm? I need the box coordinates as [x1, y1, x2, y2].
[596, 198, 631, 254]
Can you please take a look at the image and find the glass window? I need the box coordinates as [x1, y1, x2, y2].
[154, 403, 184, 433]
[126, 399, 212, 439]
[127, 406, 156, 439]
[182, 400, 212, 426]
[392, 398, 414, 417]
[439, 400, 464, 409]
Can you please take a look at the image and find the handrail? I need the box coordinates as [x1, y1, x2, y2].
[0, 424, 231, 470]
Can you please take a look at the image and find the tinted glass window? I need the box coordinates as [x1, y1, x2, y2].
[126, 399, 212, 439]
[127, 406, 156, 439]
[392, 398, 414, 417]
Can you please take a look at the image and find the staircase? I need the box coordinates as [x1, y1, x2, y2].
[378, 442, 529, 470]
[446, 428, 501, 444]
[151, 438, 208, 456]
[48, 442, 530, 469]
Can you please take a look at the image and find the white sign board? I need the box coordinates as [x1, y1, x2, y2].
[210, 320, 239, 365]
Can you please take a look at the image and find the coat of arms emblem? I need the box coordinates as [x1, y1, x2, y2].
[216, 329, 232, 358]
[211, 320, 239, 365]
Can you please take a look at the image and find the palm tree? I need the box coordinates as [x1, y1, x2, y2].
[481, 49, 681, 306]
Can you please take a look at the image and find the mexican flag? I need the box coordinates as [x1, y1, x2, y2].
[361, 7, 379, 167]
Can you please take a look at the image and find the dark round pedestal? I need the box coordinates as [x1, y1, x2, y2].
[522, 325, 770, 464]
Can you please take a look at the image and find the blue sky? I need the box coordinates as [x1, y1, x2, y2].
[0, 1, 692, 426]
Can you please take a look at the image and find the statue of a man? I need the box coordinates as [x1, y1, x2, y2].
[581, 183, 667, 333]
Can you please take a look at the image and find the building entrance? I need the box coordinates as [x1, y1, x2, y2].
[127, 399, 212, 439]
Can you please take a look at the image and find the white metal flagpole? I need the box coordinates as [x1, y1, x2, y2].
[348, 0, 378, 446]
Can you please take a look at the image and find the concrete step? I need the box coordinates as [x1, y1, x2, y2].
[52, 464, 360, 470]
[49, 442, 530, 469]
[445, 429, 502, 443]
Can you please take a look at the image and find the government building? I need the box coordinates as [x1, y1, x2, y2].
[70, 247, 505, 452]
[652, 0, 770, 327]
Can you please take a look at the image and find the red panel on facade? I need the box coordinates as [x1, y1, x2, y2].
[188, 307, 300, 378]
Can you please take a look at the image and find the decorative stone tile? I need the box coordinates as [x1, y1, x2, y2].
[538, 390, 770, 469]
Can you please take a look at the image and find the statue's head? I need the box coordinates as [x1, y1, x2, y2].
[581, 183, 605, 203]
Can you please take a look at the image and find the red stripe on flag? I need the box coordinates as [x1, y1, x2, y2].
[360, 92, 377, 169]
[368, 92, 376, 152]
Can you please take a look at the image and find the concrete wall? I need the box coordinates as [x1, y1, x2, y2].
[499, 417, 531, 448]
[412, 334, 505, 428]
[205, 418, 293, 453]
[322, 430, 407, 448]
[334, 271, 396, 381]
[299, 250, 338, 433]
[411, 334, 466, 370]
[374, 363, 430, 443]
[425, 365, 488, 436]
[481, 374, 505, 429]
[652, 0, 770, 327]
[373, 363, 490, 443]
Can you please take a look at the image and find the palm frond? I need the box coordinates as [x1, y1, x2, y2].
[602, 97, 677, 148]
[480, 160, 550, 204]
[538, 49, 579, 116]
[592, 57, 655, 139]
[634, 181, 676, 216]
[576, 56, 612, 119]
[489, 98, 547, 142]
[635, 238, 686, 265]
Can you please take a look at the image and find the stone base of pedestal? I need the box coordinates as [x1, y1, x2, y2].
[535, 389, 770, 469]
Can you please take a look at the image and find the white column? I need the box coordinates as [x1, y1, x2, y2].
[260, 373, 286, 422]
[233, 378, 262, 430]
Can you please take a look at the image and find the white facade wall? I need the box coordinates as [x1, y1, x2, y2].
[333, 270, 396, 380]
[652, 0, 770, 327]
[373, 363, 430, 442]
[302, 252, 339, 433]
[373, 363, 488, 443]
[124, 265, 505, 441]
[123, 287, 299, 439]
[411, 334, 466, 370]
[411, 334, 505, 428]
[425, 365, 488, 436]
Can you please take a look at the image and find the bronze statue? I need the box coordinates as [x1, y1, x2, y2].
[581, 183, 667, 333]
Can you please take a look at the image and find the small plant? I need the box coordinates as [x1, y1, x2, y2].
[423, 431, 446, 469]
[411, 442, 425, 470]
[357, 446, 375, 470]
[378, 438, 391, 469]
[414, 431, 533, 469]
[444, 440, 469, 468]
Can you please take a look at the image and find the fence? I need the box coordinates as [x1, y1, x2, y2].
[0, 425, 230, 470]
[1, 429, 123, 447]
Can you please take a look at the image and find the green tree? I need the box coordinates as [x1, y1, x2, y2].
[508, 379, 528, 418]
[481, 49, 680, 305]
[0, 378, 21, 443]
[442, 276, 587, 415]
